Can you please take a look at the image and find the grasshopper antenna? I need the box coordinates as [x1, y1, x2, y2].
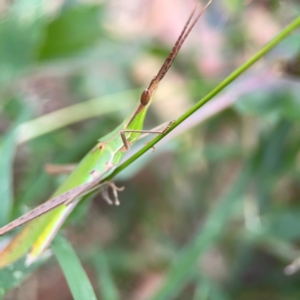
[128, 0, 212, 125]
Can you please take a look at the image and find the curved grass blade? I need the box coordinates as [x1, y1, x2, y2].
[52, 234, 97, 300]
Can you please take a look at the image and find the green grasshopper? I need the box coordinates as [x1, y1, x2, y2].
[0, 1, 211, 268]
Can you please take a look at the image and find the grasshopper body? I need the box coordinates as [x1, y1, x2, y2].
[0, 1, 211, 268]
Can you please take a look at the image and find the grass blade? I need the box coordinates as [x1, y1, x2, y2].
[52, 234, 97, 300]
[105, 15, 300, 182]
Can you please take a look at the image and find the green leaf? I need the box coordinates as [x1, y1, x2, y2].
[38, 5, 104, 60]
[52, 234, 97, 300]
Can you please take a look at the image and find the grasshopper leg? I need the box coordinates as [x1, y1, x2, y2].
[44, 163, 77, 175]
[120, 120, 175, 150]
[102, 182, 124, 206]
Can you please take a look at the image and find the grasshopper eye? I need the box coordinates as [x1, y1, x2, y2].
[140, 89, 151, 106]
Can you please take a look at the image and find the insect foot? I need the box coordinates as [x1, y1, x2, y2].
[162, 120, 176, 134]
[102, 182, 125, 206]
[44, 163, 77, 175]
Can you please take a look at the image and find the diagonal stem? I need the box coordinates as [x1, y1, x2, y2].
[104, 15, 300, 182]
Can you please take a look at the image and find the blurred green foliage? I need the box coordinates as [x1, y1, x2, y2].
[0, 0, 300, 299]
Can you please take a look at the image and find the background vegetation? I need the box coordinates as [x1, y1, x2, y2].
[0, 0, 300, 299]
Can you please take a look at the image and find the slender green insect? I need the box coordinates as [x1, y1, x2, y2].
[0, 1, 211, 268]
